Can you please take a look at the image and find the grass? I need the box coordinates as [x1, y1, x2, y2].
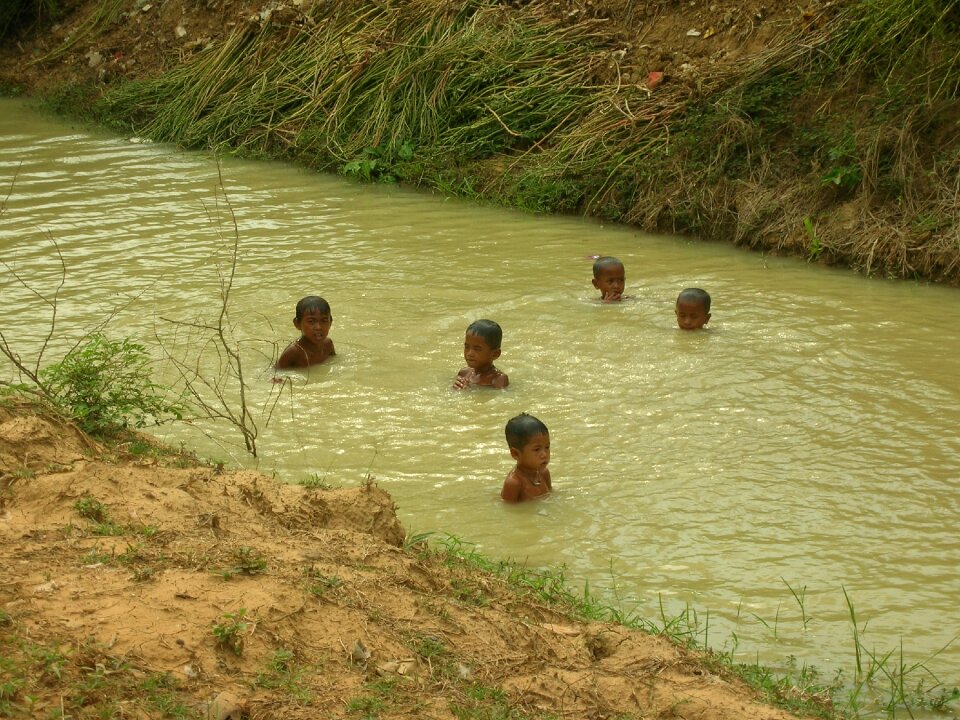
[427, 533, 959, 719]
[0, 622, 196, 719]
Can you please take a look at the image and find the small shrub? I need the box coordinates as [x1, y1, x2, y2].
[40, 334, 182, 436]
[212, 609, 248, 655]
[228, 546, 267, 576]
[74, 495, 108, 522]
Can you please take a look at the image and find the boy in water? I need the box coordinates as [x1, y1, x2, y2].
[675, 288, 711, 330]
[453, 319, 509, 390]
[501, 413, 551, 502]
[274, 296, 336, 370]
[592, 256, 627, 302]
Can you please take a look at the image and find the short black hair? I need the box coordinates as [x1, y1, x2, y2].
[295, 296, 331, 321]
[592, 256, 624, 278]
[676, 287, 711, 312]
[505, 413, 549, 450]
[466, 319, 503, 350]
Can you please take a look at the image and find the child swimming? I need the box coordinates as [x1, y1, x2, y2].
[675, 288, 711, 330]
[274, 295, 336, 370]
[501, 413, 552, 502]
[592, 256, 627, 302]
[453, 319, 509, 390]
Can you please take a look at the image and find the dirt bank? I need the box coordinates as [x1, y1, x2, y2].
[1, 0, 958, 285]
[0, 404, 823, 718]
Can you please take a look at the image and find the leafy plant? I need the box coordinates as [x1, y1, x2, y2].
[229, 546, 267, 575]
[40, 334, 182, 436]
[212, 609, 248, 655]
[74, 495, 108, 522]
[803, 216, 822, 262]
[304, 567, 343, 597]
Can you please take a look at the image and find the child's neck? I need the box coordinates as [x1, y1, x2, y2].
[514, 464, 541, 485]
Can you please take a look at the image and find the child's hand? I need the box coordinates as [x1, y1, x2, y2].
[452, 374, 471, 390]
[601, 289, 622, 302]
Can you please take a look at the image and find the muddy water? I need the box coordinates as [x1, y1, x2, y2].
[2, 98, 958, 702]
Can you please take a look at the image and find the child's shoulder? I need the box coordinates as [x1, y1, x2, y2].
[276, 340, 309, 369]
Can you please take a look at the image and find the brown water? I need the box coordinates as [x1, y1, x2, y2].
[2, 98, 958, 707]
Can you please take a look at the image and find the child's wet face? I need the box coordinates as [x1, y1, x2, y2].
[463, 333, 500, 370]
[675, 299, 710, 330]
[295, 309, 333, 345]
[592, 265, 626, 300]
[513, 433, 550, 473]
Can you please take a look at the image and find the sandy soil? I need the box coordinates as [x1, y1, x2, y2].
[0, 404, 816, 718]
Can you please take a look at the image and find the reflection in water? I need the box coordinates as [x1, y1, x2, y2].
[2, 100, 959, 698]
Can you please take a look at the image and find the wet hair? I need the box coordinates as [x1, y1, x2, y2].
[592, 256, 624, 278]
[505, 413, 549, 450]
[465, 319, 502, 350]
[676, 287, 711, 312]
[295, 295, 332, 321]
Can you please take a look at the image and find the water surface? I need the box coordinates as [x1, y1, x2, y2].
[1, 99, 958, 710]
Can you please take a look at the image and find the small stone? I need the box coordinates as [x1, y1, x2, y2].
[175, 24, 187, 38]
[33, 580, 58, 594]
[85, 51, 103, 68]
[351, 639, 371, 663]
[207, 691, 243, 720]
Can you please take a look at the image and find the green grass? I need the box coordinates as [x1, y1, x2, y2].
[425, 533, 959, 719]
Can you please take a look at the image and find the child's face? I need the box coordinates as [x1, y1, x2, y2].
[294, 308, 333, 345]
[511, 432, 551, 473]
[675, 299, 710, 330]
[592, 265, 626, 301]
[463, 333, 500, 370]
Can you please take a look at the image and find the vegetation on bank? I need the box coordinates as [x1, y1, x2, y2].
[4, 0, 958, 283]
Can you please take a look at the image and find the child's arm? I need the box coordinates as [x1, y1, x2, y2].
[501, 471, 523, 502]
[326, 338, 336, 357]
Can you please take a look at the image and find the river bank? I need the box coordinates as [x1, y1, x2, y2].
[0, 402, 828, 719]
[1, 0, 958, 284]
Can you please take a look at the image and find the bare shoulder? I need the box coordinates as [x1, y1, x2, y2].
[275, 341, 308, 370]
[325, 337, 336, 357]
[542, 468, 552, 489]
[501, 469, 522, 502]
[492, 371, 509, 389]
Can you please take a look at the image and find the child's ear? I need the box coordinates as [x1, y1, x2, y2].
[492, 348, 501, 360]
[509, 447, 521, 462]
[705, 313, 712, 324]
[591, 277, 601, 290]
[293, 317, 302, 330]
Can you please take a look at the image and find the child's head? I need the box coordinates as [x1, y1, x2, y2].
[293, 295, 333, 339]
[463, 319, 502, 369]
[591, 256, 626, 300]
[675, 288, 711, 330]
[505, 413, 550, 472]
[295, 295, 331, 321]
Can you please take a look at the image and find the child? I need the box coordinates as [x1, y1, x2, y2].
[592, 256, 627, 302]
[274, 296, 336, 370]
[453, 319, 509, 390]
[675, 288, 711, 330]
[501, 413, 551, 502]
